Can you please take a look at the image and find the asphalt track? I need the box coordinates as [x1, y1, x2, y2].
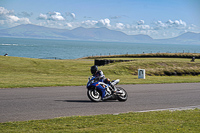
[0, 83, 200, 122]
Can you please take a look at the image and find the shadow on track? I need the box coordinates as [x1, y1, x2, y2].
[55, 100, 92, 103]
[55, 100, 119, 103]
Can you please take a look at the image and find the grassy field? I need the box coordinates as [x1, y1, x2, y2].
[0, 56, 93, 88]
[0, 109, 199, 132]
[101, 58, 200, 76]
[0, 54, 200, 88]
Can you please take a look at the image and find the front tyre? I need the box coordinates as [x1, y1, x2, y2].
[87, 89, 102, 102]
[117, 87, 128, 102]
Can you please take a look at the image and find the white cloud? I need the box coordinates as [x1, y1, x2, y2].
[65, 12, 76, 21]
[115, 23, 124, 30]
[154, 21, 167, 29]
[81, 18, 111, 28]
[0, 7, 30, 28]
[48, 12, 65, 21]
[137, 20, 145, 25]
[81, 20, 97, 27]
[176, 20, 187, 27]
[118, 23, 155, 37]
[65, 23, 73, 28]
[37, 12, 65, 21]
[154, 19, 187, 30]
[0, 7, 14, 16]
[7, 15, 20, 22]
[166, 19, 173, 24]
[135, 25, 151, 30]
[118, 23, 152, 31]
[19, 17, 31, 23]
[71, 13, 75, 19]
[96, 18, 111, 27]
[38, 13, 48, 20]
[188, 24, 197, 30]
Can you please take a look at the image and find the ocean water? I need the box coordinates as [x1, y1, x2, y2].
[0, 37, 199, 59]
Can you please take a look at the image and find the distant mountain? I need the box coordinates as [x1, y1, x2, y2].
[0, 24, 199, 44]
[0, 24, 153, 42]
[156, 32, 200, 44]
[0, 24, 68, 39]
[65, 27, 153, 42]
[170, 32, 200, 44]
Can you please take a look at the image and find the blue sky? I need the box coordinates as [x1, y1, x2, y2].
[0, 0, 199, 39]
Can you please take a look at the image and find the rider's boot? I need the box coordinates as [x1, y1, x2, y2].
[113, 90, 123, 95]
[111, 84, 123, 94]
[110, 84, 116, 91]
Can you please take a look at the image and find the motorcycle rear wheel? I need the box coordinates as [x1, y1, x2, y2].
[87, 89, 102, 102]
[116, 87, 128, 102]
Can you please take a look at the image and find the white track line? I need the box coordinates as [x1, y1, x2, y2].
[137, 105, 200, 112]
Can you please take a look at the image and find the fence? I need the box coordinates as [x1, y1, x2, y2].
[94, 59, 135, 66]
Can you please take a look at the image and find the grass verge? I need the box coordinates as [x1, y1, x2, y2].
[0, 109, 199, 132]
[0, 55, 200, 88]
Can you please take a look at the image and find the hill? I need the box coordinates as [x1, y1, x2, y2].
[0, 24, 68, 39]
[156, 32, 200, 44]
[0, 24, 199, 44]
[0, 24, 152, 42]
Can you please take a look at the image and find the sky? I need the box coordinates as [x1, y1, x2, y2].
[0, 0, 200, 39]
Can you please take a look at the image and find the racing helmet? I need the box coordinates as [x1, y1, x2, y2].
[91, 65, 98, 74]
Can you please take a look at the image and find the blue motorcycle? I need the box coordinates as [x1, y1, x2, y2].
[86, 76, 128, 102]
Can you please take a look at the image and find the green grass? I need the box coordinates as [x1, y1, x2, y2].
[100, 58, 200, 76]
[0, 56, 93, 88]
[0, 109, 199, 132]
[0, 55, 200, 88]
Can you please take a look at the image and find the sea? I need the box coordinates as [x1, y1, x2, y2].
[0, 37, 199, 59]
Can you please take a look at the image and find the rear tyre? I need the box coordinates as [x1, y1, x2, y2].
[87, 89, 102, 102]
[117, 87, 128, 102]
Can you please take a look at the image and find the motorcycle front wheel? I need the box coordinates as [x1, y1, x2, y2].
[116, 87, 128, 102]
[87, 89, 102, 102]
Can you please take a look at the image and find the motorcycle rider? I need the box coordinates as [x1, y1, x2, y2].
[90, 65, 114, 100]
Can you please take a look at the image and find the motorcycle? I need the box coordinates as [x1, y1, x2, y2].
[86, 76, 128, 102]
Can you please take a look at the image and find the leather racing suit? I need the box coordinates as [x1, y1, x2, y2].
[93, 70, 110, 100]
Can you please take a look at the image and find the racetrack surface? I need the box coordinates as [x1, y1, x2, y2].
[0, 83, 200, 122]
